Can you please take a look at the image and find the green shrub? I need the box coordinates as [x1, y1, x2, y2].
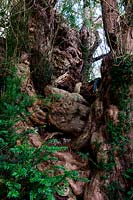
[0, 65, 85, 199]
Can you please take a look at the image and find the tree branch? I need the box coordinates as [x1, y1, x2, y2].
[92, 52, 110, 62]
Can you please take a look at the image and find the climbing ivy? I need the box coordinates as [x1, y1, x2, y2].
[108, 55, 132, 150]
[110, 55, 132, 110]
[105, 55, 133, 199]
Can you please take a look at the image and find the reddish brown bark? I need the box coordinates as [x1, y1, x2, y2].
[3, 0, 132, 199]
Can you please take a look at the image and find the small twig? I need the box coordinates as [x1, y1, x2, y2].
[92, 52, 110, 62]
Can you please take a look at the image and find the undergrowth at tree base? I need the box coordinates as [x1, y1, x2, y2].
[0, 64, 88, 200]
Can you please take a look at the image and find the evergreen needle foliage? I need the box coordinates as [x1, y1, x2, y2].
[0, 65, 84, 199]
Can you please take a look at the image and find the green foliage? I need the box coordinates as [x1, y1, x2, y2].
[0, 0, 12, 33]
[57, 0, 83, 29]
[106, 181, 125, 200]
[77, 151, 89, 160]
[43, 93, 63, 106]
[107, 119, 129, 152]
[107, 55, 132, 151]
[97, 160, 115, 172]
[122, 167, 133, 200]
[124, 187, 133, 200]
[106, 179, 133, 200]
[0, 65, 85, 199]
[105, 55, 133, 199]
[123, 167, 133, 181]
[110, 55, 132, 109]
[89, 149, 115, 172]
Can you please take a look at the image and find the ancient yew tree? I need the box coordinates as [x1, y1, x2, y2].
[0, 0, 132, 199]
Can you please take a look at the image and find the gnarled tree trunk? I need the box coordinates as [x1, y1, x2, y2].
[1, 0, 132, 199]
